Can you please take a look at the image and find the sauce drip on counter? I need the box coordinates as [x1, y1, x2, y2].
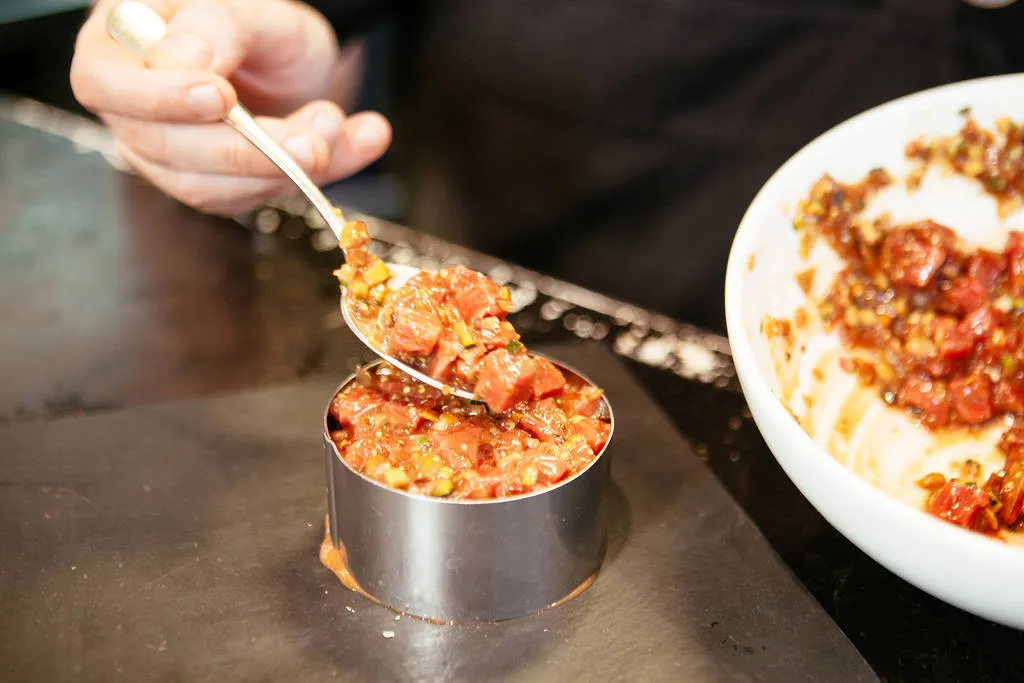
[318, 517, 598, 622]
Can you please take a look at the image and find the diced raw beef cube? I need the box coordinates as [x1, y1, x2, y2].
[532, 357, 566, 398]
[446, 266, 514, 324]
[517, 398, 568, 441]
[436, 425, 485, 470]
[476, 316, 518, 350]
[428, 333, 462, 379]
[570, 416, 612, 452]
[474, 348, 537, 413]
[330, 385, 382, 426]
[385, 288, 442, 355]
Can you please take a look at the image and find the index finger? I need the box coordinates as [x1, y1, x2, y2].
[71, 1, 237, 122]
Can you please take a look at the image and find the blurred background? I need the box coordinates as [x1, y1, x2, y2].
[7, 2, 1024, 335]
[9, 1, 1024, 336]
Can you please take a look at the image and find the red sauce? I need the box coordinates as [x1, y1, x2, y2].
[906, 116, 1024, 217]
[327, 362, 611, 500]
[334, 220, 555, 413]
[792, 121, 1024, 535]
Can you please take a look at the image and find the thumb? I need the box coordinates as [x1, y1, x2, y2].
[146, 0, 249, 76]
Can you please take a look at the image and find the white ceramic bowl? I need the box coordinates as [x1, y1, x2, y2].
[725, 74, 1024, 629]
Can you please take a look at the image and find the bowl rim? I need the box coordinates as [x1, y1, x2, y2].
[323, 353, 616, 506]
[723, 72, 1024, 566]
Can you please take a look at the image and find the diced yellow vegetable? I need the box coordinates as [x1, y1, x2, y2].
[430, 478, 454, 497]
[363, 260, 391, 286]
[385, 468, 409, 488]
[454, 320, 475, 348]
[334, 264, 356, 290]
[433, 415, 457, 431]
[364, 455, 386, 475]
[338, 220, 370, 249]
[963, 160, 984, 177]
[417, 455, 441, 477]
[521, 466, 538, 487]
[565, 434, 589, 454]
[419, 410, 439, 422]
[352, 280, 370, 298]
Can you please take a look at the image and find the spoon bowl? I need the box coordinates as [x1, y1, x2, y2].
[106, 1, 480, 399]
[339, 263, 478, 400]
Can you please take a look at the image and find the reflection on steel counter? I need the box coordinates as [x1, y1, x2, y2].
[241, 196, 738, 390]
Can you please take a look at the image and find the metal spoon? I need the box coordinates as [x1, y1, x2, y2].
[106, 0, 476, 399]
[340, 262, 478, 399]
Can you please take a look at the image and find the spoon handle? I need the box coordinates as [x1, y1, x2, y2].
[105, 0, 347, 240]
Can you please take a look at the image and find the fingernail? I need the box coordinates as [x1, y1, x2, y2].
[310, 112, 342, 145]
[149, 34, 213, 70]
[283, 134, 315, 167]
[352, 118, 387, 154]
[186, 84, 225, 117]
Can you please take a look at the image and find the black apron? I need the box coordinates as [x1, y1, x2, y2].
[321, 0, 1024, 331]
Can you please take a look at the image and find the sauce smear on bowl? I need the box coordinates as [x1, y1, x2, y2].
[787, 119, 1024, 535]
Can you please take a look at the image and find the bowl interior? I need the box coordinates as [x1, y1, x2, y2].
[732, 75, 1024, 400]
[723, 74, 1024, 627]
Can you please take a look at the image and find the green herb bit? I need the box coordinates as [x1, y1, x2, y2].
[959, 106, 972, 117]
[1003, 355, 1017, 374]
[985, 176, 1008, 192]
[506, 339, 524, 355]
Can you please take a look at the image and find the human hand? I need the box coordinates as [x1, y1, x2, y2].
[71, 0, 392, 216]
